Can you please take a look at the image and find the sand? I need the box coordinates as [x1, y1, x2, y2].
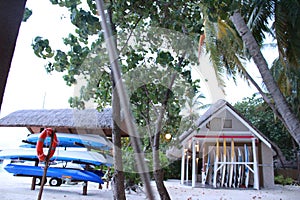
[0, 170, 299, 200]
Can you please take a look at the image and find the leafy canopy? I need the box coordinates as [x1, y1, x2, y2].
[31, 0, 205, 173]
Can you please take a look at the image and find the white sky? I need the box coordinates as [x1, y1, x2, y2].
[0, 0, 278, 149]
[0, 0, 74, 149]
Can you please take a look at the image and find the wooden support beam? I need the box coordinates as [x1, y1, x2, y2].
[30, 160, 39, 190]
[83, 181, 88, 195]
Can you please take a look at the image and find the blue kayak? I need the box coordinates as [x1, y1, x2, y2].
[0, 149, 113, 167]
[21, 133, 113, 150]
[4, 163, 104, 184]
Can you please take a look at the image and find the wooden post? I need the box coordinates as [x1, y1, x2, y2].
[37, 129, 55, 200]
[83, 181, 88, 195]
[31, 160, 39, 190]
[180, 147, 185, 184]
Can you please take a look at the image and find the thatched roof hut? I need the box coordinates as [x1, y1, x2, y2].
[0, 108, 127, 137]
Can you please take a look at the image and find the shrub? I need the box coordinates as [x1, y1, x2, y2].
[274, 175, 294, 185]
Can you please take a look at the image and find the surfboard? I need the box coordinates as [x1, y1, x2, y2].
[225, 149, 230, 187]
[213, 140, 220, 188]
[244, 144, 249, 188]
[232, 148, 237, 188]
[21, 133, 113, 150]
[237, 147, 242, 187]
[0, 148, 112, 166]
[208, 148, 214, 185]
[203, 151, 210, 184]
[229, 139, 235, 188]
[4, 163, 104, 184]
[221, 139, 227, 187]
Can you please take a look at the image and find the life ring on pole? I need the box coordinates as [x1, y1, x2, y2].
[36, 128, 58, 162]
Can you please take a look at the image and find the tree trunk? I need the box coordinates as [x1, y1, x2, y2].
[153, 169, 170, 200]
[230, 11, 300, 146]
[0, 0, 27, 110]
[95, 1, 154, 199]
[152, 74, 176, 200]
[242, 70, 287, 166]
[112, 76, 126, 200]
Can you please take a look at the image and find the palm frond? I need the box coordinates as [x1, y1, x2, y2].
[274, 0, 300, 68]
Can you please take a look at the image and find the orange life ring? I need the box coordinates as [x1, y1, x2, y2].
[36, 128, 58, 162]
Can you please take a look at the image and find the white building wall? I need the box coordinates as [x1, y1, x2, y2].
[260, 142, 275, 188]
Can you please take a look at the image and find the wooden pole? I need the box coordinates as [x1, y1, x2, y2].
[95, 1, 154, 199]
[83, 181, 88, 195]
[31, 160, 39, 190]
[37, 130, 54, 200]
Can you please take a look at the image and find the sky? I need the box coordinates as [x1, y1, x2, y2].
[0, 0, 75, 149]
[0, 0, 277, 149]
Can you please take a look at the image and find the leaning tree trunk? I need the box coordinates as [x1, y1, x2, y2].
[112, 76, 126, 200]
[242, 70, 287, 167]
[96, 1, 154, 199]
[230, 11, 300, 146]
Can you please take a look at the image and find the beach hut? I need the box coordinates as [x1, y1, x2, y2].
[179, 99, 275, 189]
[0, 108, 123, 194]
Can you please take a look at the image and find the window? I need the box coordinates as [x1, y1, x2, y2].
[223, 119, 232, 128]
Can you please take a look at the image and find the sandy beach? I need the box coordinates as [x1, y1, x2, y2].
[0, 169, 299, 200]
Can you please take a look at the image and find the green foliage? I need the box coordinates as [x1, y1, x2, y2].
[32, 37, 54, 59]
[271, 58, 300, 119]
[234, 95, 295, 160]
[200, 0, 275, 89]
[122, 145, 181, 184]
[122, 146, 142, 185]
[163, 160, 181, 179]
[22, 8, 32, 22]
[274, 175, 294, 185]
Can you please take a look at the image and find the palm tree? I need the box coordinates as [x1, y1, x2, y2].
[198, 0, 300, 146]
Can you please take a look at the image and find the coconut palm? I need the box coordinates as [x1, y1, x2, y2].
[198, 0, 300, 145]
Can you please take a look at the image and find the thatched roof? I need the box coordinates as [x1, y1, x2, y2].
[0, 108, 127, 136]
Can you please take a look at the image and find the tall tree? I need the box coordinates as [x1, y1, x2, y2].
[32, 0, 203, 199]
[199, 0, 300, 146]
